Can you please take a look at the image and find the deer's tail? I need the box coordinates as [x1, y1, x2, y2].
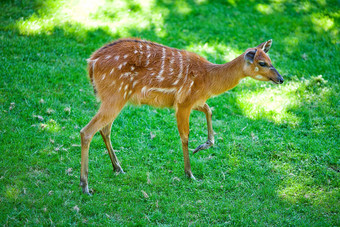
[87, 58, 98, 95]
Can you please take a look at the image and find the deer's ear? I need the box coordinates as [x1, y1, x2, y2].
[257, 39, 272, 53]
[244, 49, 257, 64]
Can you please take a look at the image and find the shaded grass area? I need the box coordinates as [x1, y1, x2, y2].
[1, 0, 339, 225]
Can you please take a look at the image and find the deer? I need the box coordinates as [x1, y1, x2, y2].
[80, 38, 284, 195]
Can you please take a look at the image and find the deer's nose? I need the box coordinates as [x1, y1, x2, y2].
[279, 77, 284, 84]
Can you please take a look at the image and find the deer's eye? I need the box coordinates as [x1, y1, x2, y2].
[259, 62, 267, 67]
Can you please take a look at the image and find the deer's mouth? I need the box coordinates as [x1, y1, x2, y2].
[270, 78, 280, 84]
[270, 77, 284, 84]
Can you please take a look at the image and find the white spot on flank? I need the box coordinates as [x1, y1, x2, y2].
[110, 68, 115, 75]
[123, 91, 127, 99]
[124, 84, 128, 91]
[101, 73, 106, 80]
[141, 86, 148, 95]
[177, 51, 183, 78]
[124, 54, 129, 59]
[128, 90, 132, 96]
[172, 79, 180, 85]
[118, 82, 124, 91]
[114, 56, 119, 61]
[255, 75, 263, 79]
[185, 53, 190, 78]
[186, 81, 194, 96]
[146, 53, 151, 66]
[132, 80, 139, 88]
[110, 80, 116, 86]
[138, 43, 144, 65]
[134, 50, 138, 54]
[131, 66, 135, 71]
[170, 52, 175, 64]
[145, 45, 151, 66]
[120, 72, 131, 79]
[148, 87, 177, 93]
[118, 62, 127, 70]
[105, 55, 111, 59]
[156, 47, 166, 81]
[177, 86, 183, 94]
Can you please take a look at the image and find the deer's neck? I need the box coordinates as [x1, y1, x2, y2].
[206, 55, 246, 96]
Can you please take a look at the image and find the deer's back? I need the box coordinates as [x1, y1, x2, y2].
[88, 38, 210, 107]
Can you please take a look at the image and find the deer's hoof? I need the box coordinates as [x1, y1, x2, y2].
[193, 140, 214, 154]
[80, 184, 92, 196]
[185, 171, 196, 180]
[114, 167, 125, 175]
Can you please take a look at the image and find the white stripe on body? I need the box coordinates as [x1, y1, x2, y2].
[156, 47, 166, 82]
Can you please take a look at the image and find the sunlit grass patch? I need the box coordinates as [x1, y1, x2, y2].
[40, 119, 61, 133]
[173, 0, 192, 14]
[15, 0, 167, 38]
[277, 174, 339, 208]
[311, 13, 335, 32]
[272, 150, 339, 209]
[255, 4, 274, 15]
[187, 42, 240, 63]
[237, 75, 332, 127]
[5, 186, 20, 201]
[237, 81, 301, 126]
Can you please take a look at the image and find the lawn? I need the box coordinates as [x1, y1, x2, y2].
[1, 0, 339, 225]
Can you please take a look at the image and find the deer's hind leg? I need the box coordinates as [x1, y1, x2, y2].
[80, 99, 126, 195]
[100, 121, 124, 174]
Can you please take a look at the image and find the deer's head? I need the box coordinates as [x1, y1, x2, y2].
[243, 40, 284, 84]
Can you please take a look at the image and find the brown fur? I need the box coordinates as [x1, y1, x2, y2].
[80, 38, 283, 194]
[88, 38, 211, 108]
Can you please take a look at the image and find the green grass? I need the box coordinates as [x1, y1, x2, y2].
[1, 0, 339, 225]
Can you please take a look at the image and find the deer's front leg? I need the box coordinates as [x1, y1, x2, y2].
[176, 106, 196, 180]
[193, 103, 215, 154]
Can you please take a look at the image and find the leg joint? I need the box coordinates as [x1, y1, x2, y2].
[206, 108, 212, 117]
[179, 133, 189, 142]
[80, 128, 92, 144]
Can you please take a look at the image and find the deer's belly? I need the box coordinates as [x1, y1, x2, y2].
[129, 91, 176, 108]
